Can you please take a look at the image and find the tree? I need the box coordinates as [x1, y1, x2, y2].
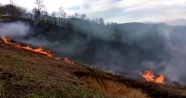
[51, 12, 57, 25]
[58, 7, 67, 26]
[51, 12, 56, 17]
[94, 18, 100, 24]
[74, 13, 79, 18]
[32, 7, 40, 19]
[35, 0, 45, 11]
[80, 14, 86, 20]
[9, 0, 13, 5]
[41, 10, 48, 15]
[34, 0, 46, 19]
[99, 17, 104, 25]
[16, 6, 27, 17]
[59, 7, 66, 18]
[3, 4, 22, 17]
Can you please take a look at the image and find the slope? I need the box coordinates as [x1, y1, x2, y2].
[0, 39, 186, 98]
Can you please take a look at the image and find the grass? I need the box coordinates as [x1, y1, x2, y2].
[0, 42, 106, 98]
[67, 85, 104, 98]
[0, 62, 104, 98]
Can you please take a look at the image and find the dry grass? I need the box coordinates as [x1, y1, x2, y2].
[79, 75, 149, 98]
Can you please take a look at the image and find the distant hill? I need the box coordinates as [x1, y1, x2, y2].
[165, 19, 186, 26]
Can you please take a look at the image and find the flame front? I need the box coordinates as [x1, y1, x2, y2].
[64, 58, 74, 64]
[2, 36, 10, 43]
[155, 75, 165, 83]
[141, 70, 165, 84]
[1, 36, 61, 60]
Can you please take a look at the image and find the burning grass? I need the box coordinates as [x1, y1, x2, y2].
[2, 36, 61, 60]
[140, 70, 165, 84]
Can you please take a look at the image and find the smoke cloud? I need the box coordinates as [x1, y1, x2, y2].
[0, 21, 30, 37]
[2, 20, 186, 85]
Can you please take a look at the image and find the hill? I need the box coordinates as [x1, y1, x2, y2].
[15, 20, 186, 85]
[0, 35, 186, 98]
[165, 19, 186, 26]
[2, 4, 186, 84]
[1, 3, 186, 98]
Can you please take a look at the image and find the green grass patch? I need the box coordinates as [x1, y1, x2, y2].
[0, 54, 26, 68]
[65, 84, 105, 98]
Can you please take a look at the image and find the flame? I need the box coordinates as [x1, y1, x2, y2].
[2, 36, 10, 43]
[2, 36, 61, 60]
[64, 57, 73, 64]
[140, 70, 165, 84]
[155, 75, 165, 83]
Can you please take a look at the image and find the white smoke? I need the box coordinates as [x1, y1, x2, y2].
[0, 21, 30, 37]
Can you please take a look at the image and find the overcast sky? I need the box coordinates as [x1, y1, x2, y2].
[0, 0, 186, 23]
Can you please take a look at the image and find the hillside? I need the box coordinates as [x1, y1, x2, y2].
[16, 20, 186, 83]
[1, 3, 186, 98]
[2, 9, 186, 85]
[0, 36, 186, 98]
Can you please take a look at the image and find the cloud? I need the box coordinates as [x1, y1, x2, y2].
[78, 0, 186, 23]
[1, 0, 186, 23]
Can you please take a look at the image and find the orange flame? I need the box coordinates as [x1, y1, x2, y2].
[64, 57, 74, 64]
[2, 36, 10, 43]
[140, 70, 165, 84]
[2, 36, 61, 60]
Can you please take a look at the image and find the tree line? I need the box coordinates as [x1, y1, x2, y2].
[0, 0, 108, 27]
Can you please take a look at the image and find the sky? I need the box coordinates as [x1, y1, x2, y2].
[0, 0, 186, 23]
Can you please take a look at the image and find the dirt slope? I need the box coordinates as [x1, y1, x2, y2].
[0, 39, 186, 98]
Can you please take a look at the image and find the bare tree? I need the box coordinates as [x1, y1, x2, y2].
[59, 7, 66, 18]
[58, 7, 67, 26]
[34, 0, 46, 20]
[35, 0, 46, 12]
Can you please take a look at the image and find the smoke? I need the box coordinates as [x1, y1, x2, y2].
[163, 39, 186, 85]
[20, 37, 88, 57]
[0, 21, 30, 37]
[2, 20, 186, 85]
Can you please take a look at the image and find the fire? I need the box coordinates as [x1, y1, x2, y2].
[1, 36, 61, 60]
[64, 57, 73, 64]
[2, 36, 10, 43]
[140, 70, 165, 84]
